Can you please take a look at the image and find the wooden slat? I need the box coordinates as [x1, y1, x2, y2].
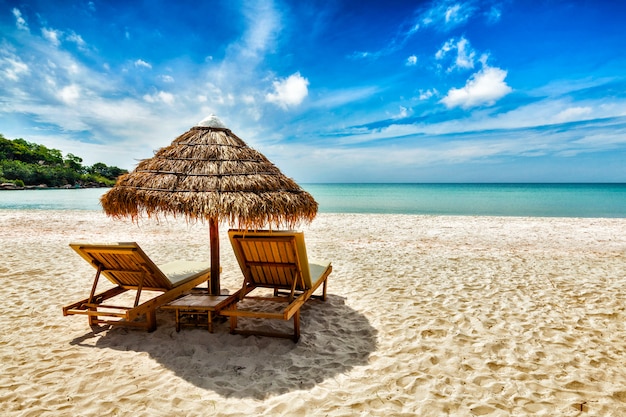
[81, 303, 132, 311]
[245, 261, 296, 268]
[65, 309, 127, 318]
[65, 242, 212, 332]
[220, 309, 284, 320]
[81, 247, 138, 255]
[226, 232, 330, 342]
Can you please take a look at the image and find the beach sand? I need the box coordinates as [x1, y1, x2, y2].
[1, 211, 625, 416]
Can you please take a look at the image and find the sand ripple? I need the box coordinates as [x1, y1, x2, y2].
[1, 211, 625, 416]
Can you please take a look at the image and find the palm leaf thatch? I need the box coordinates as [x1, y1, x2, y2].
[100, 115, 318, 295]
[100, 124, 318, 229]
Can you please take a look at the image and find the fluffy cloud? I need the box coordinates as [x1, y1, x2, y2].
[134, 59, 152, 69]
[419, 88, 438, 100]
[445, 4, 463, 24]
[1, 54, 29, 81]
[58, 84, 80, 104]
[406, 55, 418, 66]
[454, 38, 475, 69]
[441, 66, 512, 109]
[67, 31, 87, 49]
[555, 106, 593, 123]
[12, 8, 29, 31]
[266, 72, 309, 109]
[143, 91, 175, 105]
[392, 106, 411, 119]
[436, 37, 475, 71]
[422, 1, 475, 30]
[42, 28, 62, 46]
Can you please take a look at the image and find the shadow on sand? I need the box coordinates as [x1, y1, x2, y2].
[70, 294, 377, 399]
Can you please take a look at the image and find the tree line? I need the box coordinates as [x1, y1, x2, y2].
[0, 134, 128, 188]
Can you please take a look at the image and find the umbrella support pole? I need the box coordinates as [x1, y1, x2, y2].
[209, 217, 220, 295]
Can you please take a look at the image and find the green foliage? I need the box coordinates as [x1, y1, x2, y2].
[64, 153, 84, 172]
[0, 135, 127, 187]
[88, 162, 126, 179]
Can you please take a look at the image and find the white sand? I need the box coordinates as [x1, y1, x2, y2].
[1, 210, 625, 416]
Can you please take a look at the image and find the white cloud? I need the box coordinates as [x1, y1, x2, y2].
[159, 92, 175, 105]
[422, 1, 475, 30]
[58, 84, 80, 104]
[454, 38, 475, 69]
[143, 91, 175, 105]
[160, 75, 175, 83]
[1, 55, 29, 81]
[441, 66, 512, 109]
[436, 37, 475, 71]
[134, 59, 152, 69]
[392, 106, 411, 119]
[406, 55, 418, 66]
[435, 39, 454, 60]
[310, 86, 380, 109]
[42, 28, 62, 47]
[67, 31, 87, 49]
[67, 62, 80, 75]
[12, 8, 29, 31]
[445, 4, 462, 23]
[266, 72, 309, 109]
[555, 106, 593, 123]
[419, 89, 438, 100]
[239, 1, 281, 58]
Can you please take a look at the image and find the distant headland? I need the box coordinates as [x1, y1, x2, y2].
[0, 134, 127, 190]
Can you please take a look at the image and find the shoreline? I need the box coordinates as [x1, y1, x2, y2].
[1, 211, 625, 415]
[0, 185, 109, 190]
[1, 207, 625, 220]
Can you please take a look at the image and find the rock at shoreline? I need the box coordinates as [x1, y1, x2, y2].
[0, 183, 24, 190]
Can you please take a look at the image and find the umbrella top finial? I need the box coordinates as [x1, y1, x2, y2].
[196, 114, 227, 129]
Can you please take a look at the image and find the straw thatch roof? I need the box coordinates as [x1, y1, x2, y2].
[100, 116, 318, 229]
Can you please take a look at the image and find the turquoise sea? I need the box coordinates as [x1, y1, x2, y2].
[0, 184, 625, 218]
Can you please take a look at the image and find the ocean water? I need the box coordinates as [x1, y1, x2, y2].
[0, 184, 625, 218]
[0, 188, 108, 211]
[304, 183, 626, 218]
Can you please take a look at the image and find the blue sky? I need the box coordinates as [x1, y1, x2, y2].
[1, 0, 625, 182]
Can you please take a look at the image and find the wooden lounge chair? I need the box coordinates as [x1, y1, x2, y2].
[63, 242, 211, 332]
[222, 230, 332, 342]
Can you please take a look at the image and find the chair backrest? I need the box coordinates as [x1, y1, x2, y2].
[70, 242, 174, 291]
[228, 230, 313, 290]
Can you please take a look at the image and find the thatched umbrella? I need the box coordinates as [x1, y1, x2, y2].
[100, 115, 318, 295]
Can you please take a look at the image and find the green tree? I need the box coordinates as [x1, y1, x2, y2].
[88, 162, 127, 180]
[1, 160, 35, 183]
[64, 153, 84, 172]
[0, 134, 128, 187]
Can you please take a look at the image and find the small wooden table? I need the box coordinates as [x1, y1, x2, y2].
[162, 294, 236, 332]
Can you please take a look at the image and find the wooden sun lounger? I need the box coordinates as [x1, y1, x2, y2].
[63, 242, 211, 332]
[221, 230, 332, 342]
